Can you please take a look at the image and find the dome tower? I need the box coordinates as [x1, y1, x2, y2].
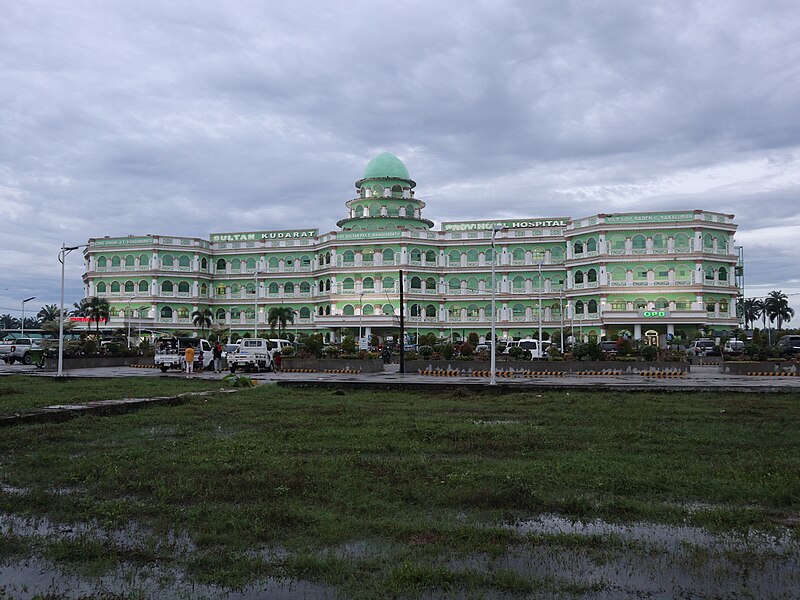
[337, 152, 433, 231]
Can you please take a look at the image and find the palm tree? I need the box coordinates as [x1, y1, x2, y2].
[37, 304, 61, 323]
[192, 308, 213, 337]
[0, 314, 19, 329]
[764, 290, 795, 331]
[267, 306, 295, 337]
[742, 298, 763, 330]
[71, 298, 91, 317]
[86, 296, 111, 338]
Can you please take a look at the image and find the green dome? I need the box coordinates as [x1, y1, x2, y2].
[363, 152, 410, 180]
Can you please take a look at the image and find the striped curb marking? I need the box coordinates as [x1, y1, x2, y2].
[744, 372, 798, 377]
[639, 372, 688, 379]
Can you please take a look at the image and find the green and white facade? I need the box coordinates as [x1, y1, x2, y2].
[82, 153, 741, 344]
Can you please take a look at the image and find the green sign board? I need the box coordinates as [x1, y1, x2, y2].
[606, 213, 694, 224]
[640, 310, 670, 318]
[210, 229, 318, 243]
[442, 218, 569, 232]
[93, 237, 153, 247]
[337, 230, 403, 240]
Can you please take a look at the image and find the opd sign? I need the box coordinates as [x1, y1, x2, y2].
[641, 310, 668, 318]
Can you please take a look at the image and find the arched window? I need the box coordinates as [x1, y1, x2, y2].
[363, 277, 374, 290]
[632, 235, 646, 250]
[550, 246, 564, 261]
[231, 258, 241, 270]
[449, 278, 460, 291]
[111, 255, 121, 268]
[97, 256, 107, 268]
[362, 249, 374, 263]
[124, 281, 134, 293]
[325, 305, 331, 316]
[162, 254, 174, 267]
[512, 276, 525, 291]
[269, 282, 279, 294]
[383, 248, 394, 262]
[575, 300, 585, 314]
[674, 233, 690, 249]
[718, 267, 727, 282]
[125, 255, 135, 267]
[611, 267, 626, 283]
[179, 256, 191, 269]
[343, 305, 355, 316]
[654, 265, 669, 281]
[161, 281, 173, 293]
[355, 205, 364, 217]
[231, 307, 241, 320]
[246, 257, 256, 270]
[300, 282, 310, 293]
[485, 248, 494, 263]
[177, 307, 189, 318]
[215, 308, 226, 320]
[285, 282, 295, 293]
[512, 303, 525, 317]
[467, 277, 479, 292]
[178, 282, 190, 293]
[634, 298, 647, 309]
[216, 284, 226, 296]
[705, 267, 714, 281]
[410, 248, 422, 262]
[425, 277, 437, 291]
[467, 304, 479, 317]
[370, 202, 381, 217]
[325, 279, 331, 291]
[587, 269, 597, 283]
[362, 304, 374, 316]
[512, 248, 525, 262]
[139, 254, 149, 268]
[201, 257, 208, 269]
[383, 304, 395, 315]
[633, 266, 648, 281]
[467, 249, 479, 263]
[268, 257, 279, 268]
[342, 278, 354, 291]
[654, 297, 669, 309]
[138, 280, 148, 292]
[230, 283, 240, 295]
[704, 234, 714, 249]
[449, 250, 461, 264]
[160, 306, 173, 319]
[573, 240, 584, 254]
[410, 277, 422, 290]
[586, 238, 597, 252]
[406, 204, 415, 217]
[200, 283, 207, 296]
[383, 276, 394, 290]
[425, 304, 436, 317]
[299, 307, 310, 318]
[588, 299, 598, 313]
[301, 255, 311, 267]
[574, 270, 584, 284]
[410, 303, 421, 317]
[425, 249, 436, 263]
[96, 281, 106, 292]
[216, 258, 226, 271]
[652, 234, 666, 250]
[343, 250, 355, 264]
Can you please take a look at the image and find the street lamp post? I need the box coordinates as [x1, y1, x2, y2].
[537, 261, 543, 354]
[253, 271, 265, 339]
[21, 296, 36, 338]
[490, 226, 506, 385]
[126, 297, 134, 348]
[58, 243, 88, 377]
[358, 292, 365, 350]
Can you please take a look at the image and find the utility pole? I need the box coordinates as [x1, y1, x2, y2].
[399, 269, 405, 375]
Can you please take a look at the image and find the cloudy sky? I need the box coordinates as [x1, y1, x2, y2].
[1, 0, 799, 318]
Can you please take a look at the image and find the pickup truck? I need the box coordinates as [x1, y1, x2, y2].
[0, 338, 42, 365]
[228, 338, 274, 373]
[154, 337, 213, 372]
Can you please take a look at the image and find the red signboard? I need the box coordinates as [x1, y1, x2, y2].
[69, 317, 108, 323]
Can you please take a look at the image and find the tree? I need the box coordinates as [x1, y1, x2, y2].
[764, 290, 795, 331]
[0, 314, 19, 329]
[741, 298, 763, 330]
[192, 308, 213, 336]
[37, 304, 61, 323]
[267, 306, 295, 337]
[86, 296, 110, 338]
[71, 299, 91, 317]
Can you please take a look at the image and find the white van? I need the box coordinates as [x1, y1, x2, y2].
[269, 339, 293, 353]
[505, 338, 549, 359]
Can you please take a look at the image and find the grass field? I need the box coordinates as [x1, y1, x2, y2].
[0, 381, 798, 598]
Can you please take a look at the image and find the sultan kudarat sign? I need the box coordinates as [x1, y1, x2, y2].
[210, 229, 318, 243]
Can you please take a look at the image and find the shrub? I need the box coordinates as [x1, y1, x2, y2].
[418, 345, 434, 359]
[640, 345, 658, 361]
[458, 342, 474, 357]
[404, 351, 418, 361]
[508, 346, 523, 359]
[441, 344, 454, 360]
[467, 332, 479, 346]
[341, 336, 356, 353]
[323, 345, 340, 358]
[574, 342, 603, 361]
[744, 343, 760, 359]
[281, 346, 295, 357]
[82, 339, 98, 355]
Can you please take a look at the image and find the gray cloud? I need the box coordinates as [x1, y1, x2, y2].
[1, 0, 799, 315]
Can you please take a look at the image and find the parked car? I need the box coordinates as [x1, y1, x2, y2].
[599, 340, 618, 356]
[775, 335, 800, 358]
[723, 340, 745, 355]
[687, 339, 717, 357]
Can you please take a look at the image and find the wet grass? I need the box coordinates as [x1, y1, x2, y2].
[0, 385, 798, 597]
[0, 375, 227, 416]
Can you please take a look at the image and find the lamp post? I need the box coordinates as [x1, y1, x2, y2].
[20, 296, 36, 338]
[58, 243, 88, 377]
[559, 281, 565, 353]
[490, 226, 506, 385]
[253, 270, 265, 339]
[358, 292, 365, 350]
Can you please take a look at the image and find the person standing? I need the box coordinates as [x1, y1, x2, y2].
[273, 350, 282, 373]
[213, 342, 223, 373]
[184, 345, 195, 376]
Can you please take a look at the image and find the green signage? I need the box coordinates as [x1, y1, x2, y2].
[640, 310, 670, 318]
[210, 229, 318, 243]
[93, 237, 153, 247]
[442, 218, 569, 232]
[606, 213, 694, 224]
[337, 230, 403, 240]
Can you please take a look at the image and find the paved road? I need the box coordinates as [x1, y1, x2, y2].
[2, 362, 799, 391]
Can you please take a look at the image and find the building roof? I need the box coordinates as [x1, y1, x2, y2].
[362, 152, 410, 180]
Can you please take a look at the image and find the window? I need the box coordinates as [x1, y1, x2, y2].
[575, 300, 584, 314]
[299, 307, 310, 318]
[268, 257, 279, 268]
[160, 306, 173, 318]
[97, 257, 107, 268]
[138, 280, 148, 293]
[588, 299, 598, 313]
[718, 267, 727, 282]
[125, 255, 135, 267]
[425, 277, 437, 290]
[383, 248, 394, 262]
[96, 282, 106, 292]
[653, 234, 666, 249]
[512, 303, 525, 317]
[424, 249, 436, 263]
[449, 278, 460, 291]
[513, 276, 525, 290]
[574, 270, 584, 284]
[383, 304, 395, 315]
[300, 282, 310, 293]
[231, 308, 241, 319]
[139, 254, 149, 268]
[512, 248, 525, 262]
[216, 284, 226, 296]
[284, 282, 295, 293]
[215, 308, 226, 320]
[632, 235, 646, 250]
[355, 205, 364, 217]
[425, 304, 436, 317]
[109, 281, 120, 293]
[301, 255, 311, 267]
[587, 238, 597, 252]
[162, 255, 174, 267]
[179, 256, 191, 268]
[177, 307, 189, 318]
[178, 282, 190, 293]
[200, 283, 207, 296]
[231, 283, 240, 294]
[111, 255, 121, 267]
[269, 282, 279, 294]
[705, 267, 714, 281]
[587, 269, 597, 283]
[449, 250, 461, 264]
[216, 258, 227, 271]
[342, 278, 354, 291]
[362, 304, 374, 316]
[574, 241, 584, 254]
[246, 257, 256, 270]
[383, 276, 394, 290]
[654, 297, 669, 309]
[201, 257, 208, 269]
[124, 281, 134, 293]
[231, 258, 241, 270]
[410, 248, 422, 261]
[343, 250, 355, 264]
[467, 249, 478, 263]
[343, 305, 355, 316]
[363, 277, 374, 290]
[675, 233, 690, 249]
